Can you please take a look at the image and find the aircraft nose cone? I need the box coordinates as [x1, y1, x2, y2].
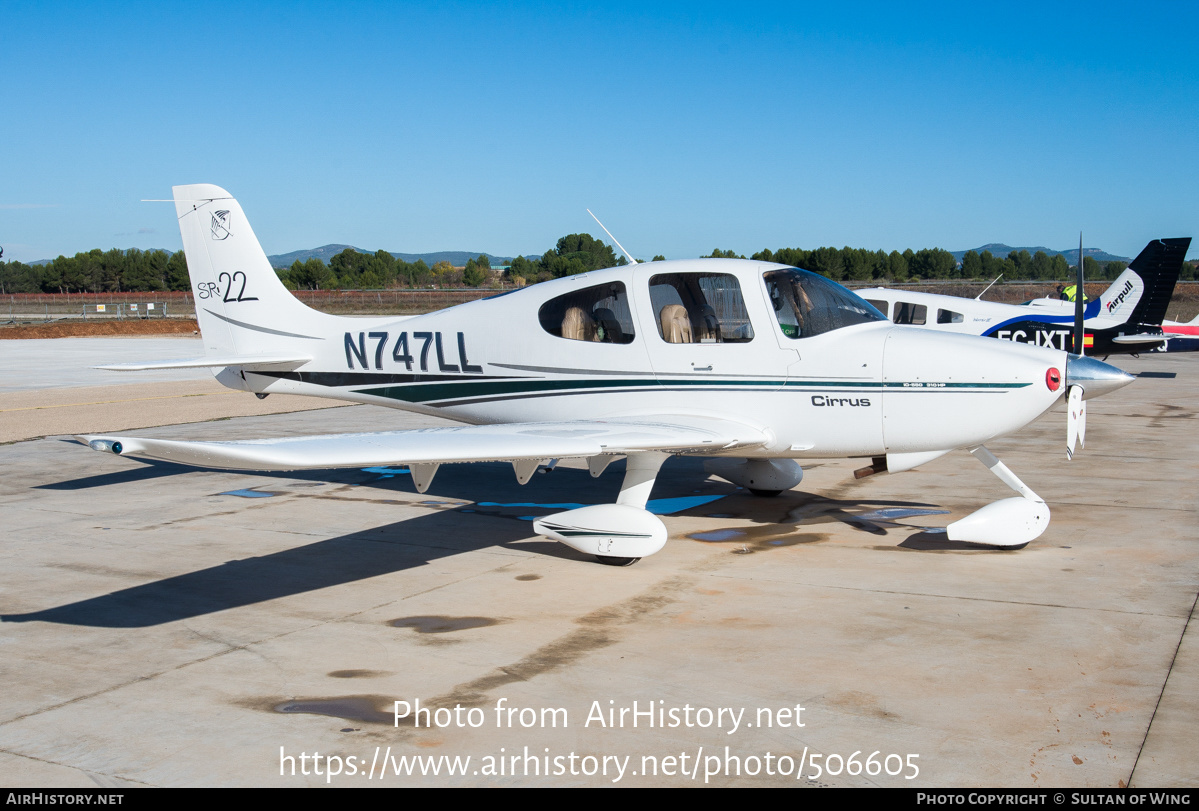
[1065, 354, 1135, 400]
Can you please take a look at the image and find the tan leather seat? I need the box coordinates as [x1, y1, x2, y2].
[695, 306, 720, 342]
[659, 304, 693, 343]
[562, 306, 596, 341]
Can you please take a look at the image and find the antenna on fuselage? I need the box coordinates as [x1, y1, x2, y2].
[1074, 232, 1086, 357]
[975, 273, 1003, 300]
[586, 209, 638, 265]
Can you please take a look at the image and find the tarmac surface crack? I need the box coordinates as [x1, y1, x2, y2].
[0, 746, 156, 788]
[703, 575, 1192, 618]
[1127, 582, 1199, 787]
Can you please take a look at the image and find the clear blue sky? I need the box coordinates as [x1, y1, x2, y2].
[3, 0, 1196, 263]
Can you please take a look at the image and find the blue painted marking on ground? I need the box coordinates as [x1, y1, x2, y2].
[220, 489, 276, 498]
[474, 495, 725, 515]
[646, 495, 725, 515]
[361, 466, 410, 478]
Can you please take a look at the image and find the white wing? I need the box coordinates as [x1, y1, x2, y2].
[95, 354, 311, 371]
[77, 415, 771, 471]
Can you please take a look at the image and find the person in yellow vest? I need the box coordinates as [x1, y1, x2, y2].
[1061, 283, 1088, 302]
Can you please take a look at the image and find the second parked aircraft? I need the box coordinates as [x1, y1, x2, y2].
[858, 238, 1191, 356]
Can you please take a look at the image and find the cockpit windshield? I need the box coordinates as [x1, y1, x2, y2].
[764, 268, 886, 339]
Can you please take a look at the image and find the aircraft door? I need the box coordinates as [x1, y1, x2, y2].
[759, 268, 886, 454]
[635, 266, 795, 395]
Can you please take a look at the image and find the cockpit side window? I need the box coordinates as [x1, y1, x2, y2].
[764, 268, 886, 339]
[648, 273, 754, 344]
[865, 299, 890, 319]
[538, 282, 636, 344]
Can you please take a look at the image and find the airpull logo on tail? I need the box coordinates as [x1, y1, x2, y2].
[1105, 279, 1134, 315]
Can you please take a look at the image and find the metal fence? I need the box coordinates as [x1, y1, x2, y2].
[4, 299, 176, 324]
[0, 288, 505, 321]
[290, 288, 503, 314]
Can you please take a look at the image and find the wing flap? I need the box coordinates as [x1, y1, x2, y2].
[77, 416, 771, 471]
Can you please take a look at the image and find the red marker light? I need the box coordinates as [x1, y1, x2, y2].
[1046, 367, 1061, 392]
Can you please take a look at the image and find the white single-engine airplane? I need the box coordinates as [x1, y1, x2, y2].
[79, 185, 1134, 565]
[858, 238, 1191, 357]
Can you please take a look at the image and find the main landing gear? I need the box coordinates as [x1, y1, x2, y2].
[534, 452, 671, 567]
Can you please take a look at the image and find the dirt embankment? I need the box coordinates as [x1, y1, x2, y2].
[0, 320, 200, 339]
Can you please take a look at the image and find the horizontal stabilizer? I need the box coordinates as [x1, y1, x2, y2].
[1111, 334, 1167, 345]
[77, 415, 770, 471]
[95, 354, 312, 371]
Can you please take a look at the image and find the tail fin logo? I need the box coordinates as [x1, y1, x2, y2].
[1106, 279, 1134, 314]
[210, 210, 232, 240]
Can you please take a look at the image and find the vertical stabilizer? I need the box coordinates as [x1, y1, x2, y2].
[1121, 238, 1190, 328]
[172, 184, 327, 357]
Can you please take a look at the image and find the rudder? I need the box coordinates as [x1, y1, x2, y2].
[1123, 238, 1190, 328]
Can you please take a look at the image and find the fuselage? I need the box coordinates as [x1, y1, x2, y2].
[1158, 316, 1199, 352]
[226, 259, 1068, 460]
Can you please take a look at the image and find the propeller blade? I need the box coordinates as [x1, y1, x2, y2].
[1066, 385, 1084, 460]
[1078, 398, 1086, 450]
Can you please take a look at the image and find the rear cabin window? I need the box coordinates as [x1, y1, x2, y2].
[649, 272, 754, 344]
[894, 301, 927, 325]
[538, 282, 636, 344]
[937, 308, 963, 324]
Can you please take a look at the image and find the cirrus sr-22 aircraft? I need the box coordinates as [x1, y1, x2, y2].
[80, 185, 1134, 565]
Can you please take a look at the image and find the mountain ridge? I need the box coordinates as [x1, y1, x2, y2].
[267, 245, 516, 268]
[951, 244, 1128, 264]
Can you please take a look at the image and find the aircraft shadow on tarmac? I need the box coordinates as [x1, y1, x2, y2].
[36, 454, 197, 491]
[9, 457, 982, 628]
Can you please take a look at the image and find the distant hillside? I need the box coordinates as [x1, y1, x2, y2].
[268, 244, 515, 268]
[952, 244, 1129, 264]
[24, 246, 527, 268]
[267, 244, 366, 267]
[27, 250, 176, 267]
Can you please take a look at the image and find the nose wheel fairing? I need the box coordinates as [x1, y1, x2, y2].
[945, 446, 1049, 547]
